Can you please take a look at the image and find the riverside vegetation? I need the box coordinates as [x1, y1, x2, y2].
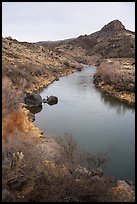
[2, 20, 135, 202]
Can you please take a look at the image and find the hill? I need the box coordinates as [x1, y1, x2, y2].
[2, 19, 135, 202]
[36, 20, 135, 105]
[37, 19, 135, 59]
[3, 19, 135, 94]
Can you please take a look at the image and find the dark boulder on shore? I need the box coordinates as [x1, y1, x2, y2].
[24, 93, 58, 107]
[24, 93, 42, 106]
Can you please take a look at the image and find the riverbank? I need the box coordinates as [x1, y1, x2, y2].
[3, 66, 135, 201]
[3, 67, 135, 202]
[26, 67, 134, 201]
[94, 82, 135, 106]
[2, 35, 135, 201]
[2, 104, 135, 202]
[25, 68, 79, 93]
[21, 65, 85, 132]
[93, 58, 135, 106]
[2, 37, 84, 92]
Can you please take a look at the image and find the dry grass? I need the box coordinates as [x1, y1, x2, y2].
[2, 68, 134, 202]
[2, 130, 116, 202]
[2, 111, 26, 142]
[2, 76, 24, 118]
[2, 129, 45, 200]
[2, 75, 117, 202]
[94, 61, 135, 93]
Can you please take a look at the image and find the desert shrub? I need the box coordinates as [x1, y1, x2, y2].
[2, 76, 24, 118]
[3, 63, 48, 89]
[2, 130, 44, 179]
[2, 129, 46, 201]
[2, 132, 115, 202]
[54, 134, 79, 168]
[54, 134, 109, 176]
[94, 62, 135, 93]
[74, 56, 88, 64]
[22, 134, 114, 202]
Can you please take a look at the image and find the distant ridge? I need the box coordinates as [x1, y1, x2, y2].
[37, 19, 134, 59]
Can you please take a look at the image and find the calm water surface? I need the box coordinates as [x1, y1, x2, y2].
[34, 66, 135, 180]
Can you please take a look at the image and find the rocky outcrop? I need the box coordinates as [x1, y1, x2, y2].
[24, 93, 42, 106]
[24, 93, 58, 107]
[37, 20, 134, 59]
[101, 19, 125, 32]
[43, 96, 58, 106]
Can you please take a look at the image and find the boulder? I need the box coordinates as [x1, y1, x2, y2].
[24, 93, 42, 106]
[43, 95, 58, 106]
[27, 105, 43, 114]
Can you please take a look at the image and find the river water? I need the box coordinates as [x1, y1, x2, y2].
[34, 66, 135, 180]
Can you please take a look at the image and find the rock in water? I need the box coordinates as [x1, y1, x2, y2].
[46, 95, 58, 106]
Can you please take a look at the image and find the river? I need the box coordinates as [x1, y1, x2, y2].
[33, 66, 135, 180]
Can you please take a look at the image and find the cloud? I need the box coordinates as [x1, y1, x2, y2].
[2, 2, 135, 42]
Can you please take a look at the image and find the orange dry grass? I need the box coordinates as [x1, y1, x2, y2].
[3, 111, 25, 142]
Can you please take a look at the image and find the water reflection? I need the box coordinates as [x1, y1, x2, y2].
[26, 105, 43, 115]
[34, 66, 135, 180]
[99, 92, 135, 115]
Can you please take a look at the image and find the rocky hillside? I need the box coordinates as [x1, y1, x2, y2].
[38, 20, 135, 59]
[2, 37, 84, 92]
[37, 20, 135, 105]
[2, 20, 135, 103]
[2, 20, 135, 202]
[90, 20, 135, 58]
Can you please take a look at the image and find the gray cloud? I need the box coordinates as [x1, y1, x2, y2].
[2, 2, 135, 42]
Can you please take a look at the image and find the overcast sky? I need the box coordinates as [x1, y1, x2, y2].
[2, 2, 135, 42]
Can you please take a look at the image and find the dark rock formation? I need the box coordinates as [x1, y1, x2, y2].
[24, 93, 58, 107]
[27, 105, 43, 114]
[101, 19, 125, 32]
[24, 93, 42, 106]
[43, 95, 58, 106]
